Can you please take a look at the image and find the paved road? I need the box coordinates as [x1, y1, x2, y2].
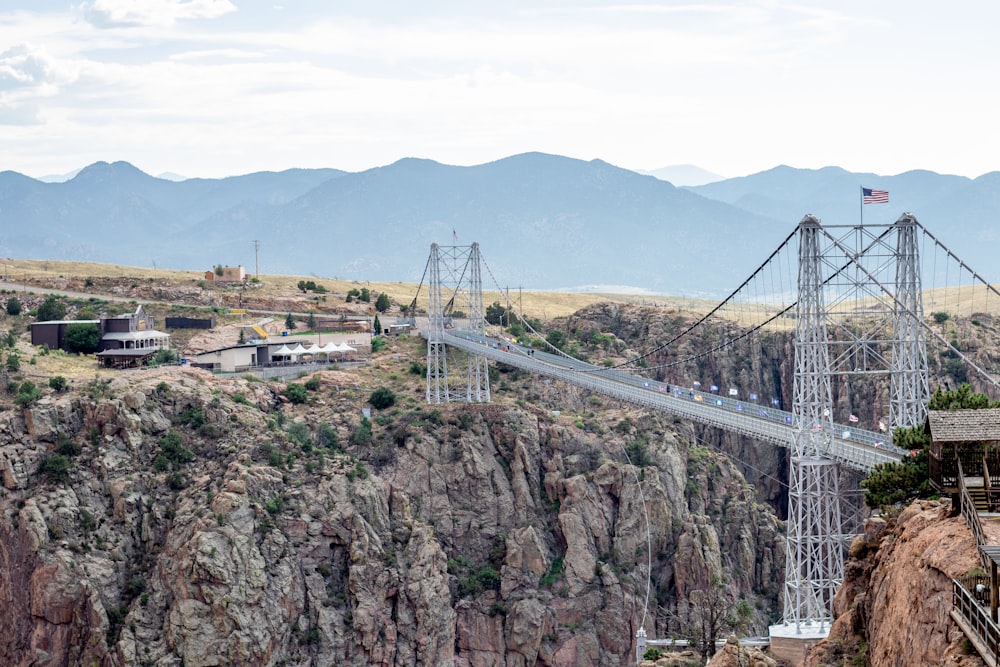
[0, 280, 146, 303]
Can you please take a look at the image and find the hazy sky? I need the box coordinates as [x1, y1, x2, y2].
[3, 1, 998, 179]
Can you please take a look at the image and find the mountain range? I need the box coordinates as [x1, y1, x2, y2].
[1, 154, 997, 296]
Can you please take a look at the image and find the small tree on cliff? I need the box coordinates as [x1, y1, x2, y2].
[683, 572, 748, 661]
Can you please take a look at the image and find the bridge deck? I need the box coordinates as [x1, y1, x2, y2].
[429, 330, 907, 473]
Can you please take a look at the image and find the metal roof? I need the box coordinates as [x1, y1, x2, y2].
[981, 545, 1000, 568]
[928, 409, 1000, 442]
[31, 320, 101, 326]
[96, 349, 160, 357]
[101, 330, 170, 341]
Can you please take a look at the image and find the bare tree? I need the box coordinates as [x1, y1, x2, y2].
[686, 572, 752, 661]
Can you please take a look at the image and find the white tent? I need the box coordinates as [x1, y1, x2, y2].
[319, 342, 338, 354]
[273, 344, 294, 357]
[304, 344, 323, 355]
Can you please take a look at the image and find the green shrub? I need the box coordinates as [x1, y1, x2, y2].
[285, 383, 308, 404]
[368, 386, 397, 410]
[317, 422, 339, 450]
[540, 556, 565, 586]
[36, 295, 66, 322]
[5, 296, 21, 316]
[304, 376, 321, 391]
[153, 348, 179, 365]
[155, 430, 193, 471]
[166, 471, 186, 489]
[41, 453, 71, 482]
[15, 381, 41, 407]
[48, 376, 68, 392]
[351, 418, 372, 445]
[286, 422, 311, 447]
[173, 406, 206, 428]
[65, 322, 101, 353]
[265, 496, 285, 515]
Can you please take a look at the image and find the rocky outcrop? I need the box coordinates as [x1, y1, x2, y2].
[709, 635, 776, 667]
[0, 354, 784, 666]
[805, 500, 987, 667]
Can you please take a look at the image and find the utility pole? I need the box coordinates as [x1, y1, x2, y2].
[253, 240, 260, 279]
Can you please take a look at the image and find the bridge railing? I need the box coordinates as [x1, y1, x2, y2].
[957, 460, 991, 571]
[436, 331, 906, 473]
[953, 577, 1000, 665]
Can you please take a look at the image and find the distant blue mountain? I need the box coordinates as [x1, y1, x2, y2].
[1, 155, 998, 296]
[686, 166, 987, 251]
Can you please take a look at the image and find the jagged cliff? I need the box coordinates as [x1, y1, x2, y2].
[804, 501, 987, 667]
[0, 334, 785, 666]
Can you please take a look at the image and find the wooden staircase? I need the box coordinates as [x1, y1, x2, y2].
[969, 486, 990, 513]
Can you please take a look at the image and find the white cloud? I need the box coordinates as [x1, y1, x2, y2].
[0, 43, 59, 90]
[2, 1, 1000, 178]
[81, 0, 237, 28]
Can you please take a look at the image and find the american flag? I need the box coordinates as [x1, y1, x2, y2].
[862, 187, 889, 204]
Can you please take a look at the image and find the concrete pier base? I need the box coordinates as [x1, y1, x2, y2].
[768, 621, 829, 666]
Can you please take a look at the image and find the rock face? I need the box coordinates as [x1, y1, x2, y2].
[804, 500, 987, 667]
[0, 360, 784, 666]
[708, 635, 776, 667]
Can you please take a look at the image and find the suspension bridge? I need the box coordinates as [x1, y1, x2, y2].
[410, 213, 1000, 660]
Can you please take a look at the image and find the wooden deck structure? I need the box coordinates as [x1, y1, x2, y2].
[933, 409, 1000, 666]
[928, 409, 1000, 505]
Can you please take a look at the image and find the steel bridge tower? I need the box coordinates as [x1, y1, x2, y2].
[781, 215, 844, 634]
[426, 242, 490, 403]
[891, 214, 930, 428]
[774, 213, 930, 652]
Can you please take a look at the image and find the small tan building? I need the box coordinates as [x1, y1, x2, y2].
[205, 266, 246, 283]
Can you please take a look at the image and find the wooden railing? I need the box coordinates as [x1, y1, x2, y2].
[958, 459, 991, 571]
[986, 457, 1000, 513]
[987, 452, 1000, 509]
[953, 578, 1000, 666]
[932, 448, 1000, 493]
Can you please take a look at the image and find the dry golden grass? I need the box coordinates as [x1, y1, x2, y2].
[2, 259, 705, 319]
[10, 258, 996, 323]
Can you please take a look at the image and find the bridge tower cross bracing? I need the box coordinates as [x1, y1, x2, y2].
[466, 242, 491, 402]
[425, 242, 491, 403]
[782, 215, 843, 633]
[890, 213, 930, 429]
[426, 243, 448, 403]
